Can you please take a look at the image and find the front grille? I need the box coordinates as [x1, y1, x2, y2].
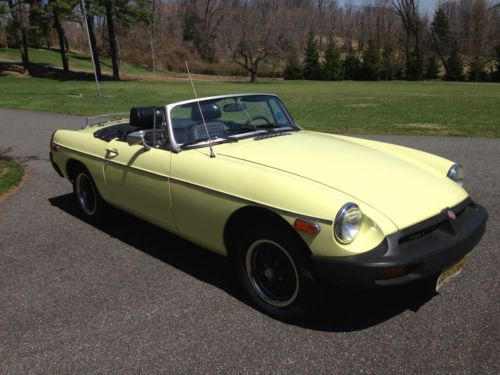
[399, 223, 441, 244]
[397, 201, 473, 245]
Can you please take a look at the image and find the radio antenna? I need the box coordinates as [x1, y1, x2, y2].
[185, 61, 215, 158]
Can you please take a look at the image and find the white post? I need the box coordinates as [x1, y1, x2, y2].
[81, 0, 101, 97]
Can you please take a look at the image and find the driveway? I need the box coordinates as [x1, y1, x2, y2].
[0, 109, 498, 374]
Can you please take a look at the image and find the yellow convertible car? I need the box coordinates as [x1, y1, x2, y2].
[50, 93, 488, 319]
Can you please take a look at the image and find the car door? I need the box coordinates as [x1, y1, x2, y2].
[102, 139, 175, 230]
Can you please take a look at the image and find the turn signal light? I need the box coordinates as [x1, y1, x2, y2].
[51, 142, 60, 152]
[375, 266, 407, 280]
[294, 219, 320, 234]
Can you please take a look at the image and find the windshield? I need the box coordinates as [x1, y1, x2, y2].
[169, 95, 296, 147]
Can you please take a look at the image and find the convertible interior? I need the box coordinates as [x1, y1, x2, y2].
[94, 103, 250, 147]
[93, 106, 167, 147]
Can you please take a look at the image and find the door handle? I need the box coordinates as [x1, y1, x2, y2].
[105, 147, 118, 156]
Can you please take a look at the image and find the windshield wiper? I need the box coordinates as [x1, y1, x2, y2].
[259, 124, 297, 133]
[181, 136, 237, 149]
[181, 137, 209, 148]
[225, 126, 260, 132]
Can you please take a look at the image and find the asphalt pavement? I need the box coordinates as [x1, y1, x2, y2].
[0, 108, 498, 374]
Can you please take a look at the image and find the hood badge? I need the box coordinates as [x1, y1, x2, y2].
[447, 210, 456, 220]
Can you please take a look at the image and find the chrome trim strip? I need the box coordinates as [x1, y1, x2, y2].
[58, 144, 104, 162]
[58, 144, 170, 180]
[84, 113, 128, 128]
[58, 144, 332, 225]
[104, 158, 170, 180]
[170, 177, 333, 225]
[167, 93, 278, 108]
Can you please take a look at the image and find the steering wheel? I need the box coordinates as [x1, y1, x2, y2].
[244, 115, 272, 127]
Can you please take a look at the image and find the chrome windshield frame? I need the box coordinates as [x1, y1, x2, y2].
[164, 93, 297, 153]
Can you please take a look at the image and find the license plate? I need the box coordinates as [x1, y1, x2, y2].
[436, 256, 468, 291]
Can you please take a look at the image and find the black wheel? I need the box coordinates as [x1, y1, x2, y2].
[72, 167, 106, 222]
[236, 226, 320, 320]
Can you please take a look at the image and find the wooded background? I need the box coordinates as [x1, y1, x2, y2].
[1, 0, 499, 82]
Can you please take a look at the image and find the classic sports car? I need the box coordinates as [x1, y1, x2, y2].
[50, 93, 488, 320]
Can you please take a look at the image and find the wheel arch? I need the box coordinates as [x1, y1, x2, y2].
[66, 159, 88, 182]
[223, 205, 312, 258]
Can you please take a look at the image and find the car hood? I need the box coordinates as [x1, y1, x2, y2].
[217, 131, 467, 229]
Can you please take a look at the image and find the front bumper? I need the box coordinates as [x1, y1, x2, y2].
[311, 198, 488, 289]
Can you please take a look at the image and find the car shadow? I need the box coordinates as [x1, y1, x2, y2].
[49, 193, 439, 332]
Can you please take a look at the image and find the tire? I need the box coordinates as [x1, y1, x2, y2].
[236, 226, 320, 321]
[72, 167, 106, 222]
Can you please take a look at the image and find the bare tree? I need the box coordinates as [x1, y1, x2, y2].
[223, 1, 282, 82]
[390, 0, 424, 78]
[391, 0, 422, 62]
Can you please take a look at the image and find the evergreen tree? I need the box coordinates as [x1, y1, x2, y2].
[27, 2, 52, 48]
[4, 0, 31, 74]
[283, 56, 303, 80]
[493, 44, 500, 82]
[381, 42, 398, 80]
[406, 51, 424, 80]
[322, 39, 343, 80]
[468, 58, 487, 82]
[99, 0, 151, 80]
[303, 31, 321, 80]
[425, 55, 440, 79]
[360, 39, 381, 80]
[445, 45, 464, 81]
[48, 0, 78, 72]
[343, 53, 361, 80]
[431, 8, 450, 65]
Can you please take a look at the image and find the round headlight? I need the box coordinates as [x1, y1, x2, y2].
[447, 164, 464, 186]
[334, 203, 362, 244]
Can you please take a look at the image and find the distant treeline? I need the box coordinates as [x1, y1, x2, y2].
[1, 0, 500, 82]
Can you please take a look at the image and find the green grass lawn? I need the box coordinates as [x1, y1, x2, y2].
[0, 76, 498, 137]
[0, 155, 24, 197]
[0, 47, 151, 76]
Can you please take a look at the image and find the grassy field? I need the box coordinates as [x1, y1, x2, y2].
[0, 47, 151, 76]
[0, 76, 498, 137]
[0, 155, 24, 198]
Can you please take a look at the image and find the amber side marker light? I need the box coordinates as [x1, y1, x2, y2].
[375, 266, 408, 280]
[294, 219, 321, 234]
[51, 142, 60, 152]
[50, 131, 60, 153]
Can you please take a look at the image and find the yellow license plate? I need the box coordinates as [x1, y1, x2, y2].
[436, 256, 468, 291]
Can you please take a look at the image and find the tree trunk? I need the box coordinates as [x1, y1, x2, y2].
[86, 13, 102, 79]
[149, 0, 156, 73]
[250, 69, 257, 83]
[104, 1, 120, 80]
[7, 0, 31, 75]
[53, 9, 69, 72]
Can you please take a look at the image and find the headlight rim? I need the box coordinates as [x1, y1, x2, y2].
[334, 202, 362, 244]
[447, 163, 464, 186]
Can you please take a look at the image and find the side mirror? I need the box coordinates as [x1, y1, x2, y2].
[126, 130, 151, 151]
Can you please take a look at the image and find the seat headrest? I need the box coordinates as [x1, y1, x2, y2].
[130, 107, 164, 129]
[191, 103, 221, 122]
